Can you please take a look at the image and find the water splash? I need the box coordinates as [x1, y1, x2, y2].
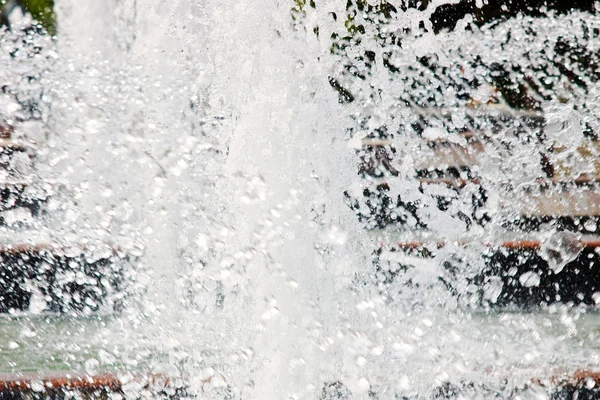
[3, 0, 600, 398]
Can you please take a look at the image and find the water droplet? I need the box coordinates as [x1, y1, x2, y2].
[519, 271, 541, 288]
[30, 381, 44, 392]
[540, 231, 582, 273]
[260, 307, 280, 320]
[85, 358, 100, 374]
[371, 346, 383, 356]
[356, 378, 370, 393]
[324, 225, 347, 245]
[483, 277, 504, 303]
[20, 326, 36, 338]
[422, 127, 447, 141]
[397, 375, 410, 391]
[99, 350, 116, 365]
[586, 377, 596, 389]
[584, 219, 597, 232]
[28, 289, 46, 314]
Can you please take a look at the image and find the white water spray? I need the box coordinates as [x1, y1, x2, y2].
[5, 0, 600, 398]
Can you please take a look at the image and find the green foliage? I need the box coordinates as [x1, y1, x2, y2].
[19, 0, 55, 35]
[1, 0, 55, 35]
[290, 0, 400, 103]
[291, 0, 315, 30]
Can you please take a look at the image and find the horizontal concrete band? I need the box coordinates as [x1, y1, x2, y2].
[388, 238, 600, 250]
[0, 373, 171, 392]
[0, 371, 595, 395]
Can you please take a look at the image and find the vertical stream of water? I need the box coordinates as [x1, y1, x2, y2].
[9, 0, 600, 398]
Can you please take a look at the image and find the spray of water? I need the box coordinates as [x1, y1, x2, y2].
[4, 0, 600, 398]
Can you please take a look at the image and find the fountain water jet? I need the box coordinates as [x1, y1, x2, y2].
[5, 0, 600, 398]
